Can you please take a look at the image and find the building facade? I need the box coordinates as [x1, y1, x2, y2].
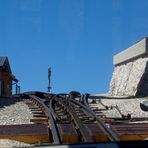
[0, 57, 18, 97]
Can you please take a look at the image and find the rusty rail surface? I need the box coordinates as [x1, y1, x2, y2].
[5, 91, 148, 146]
[70, 93, 120, 142]
[29, 94, 61, 144]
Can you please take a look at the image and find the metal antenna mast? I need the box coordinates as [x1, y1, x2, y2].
[48, 67, 52, 93]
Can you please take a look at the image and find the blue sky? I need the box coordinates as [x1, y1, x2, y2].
[0, 0, 148, 94]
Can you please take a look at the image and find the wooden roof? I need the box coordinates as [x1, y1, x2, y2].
[0, 56, 18, 82]
[0, 56, 12, 74]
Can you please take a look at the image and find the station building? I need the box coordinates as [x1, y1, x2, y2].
[0, 57, 18, 97]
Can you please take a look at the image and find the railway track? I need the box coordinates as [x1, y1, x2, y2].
[0, 91, 148, 146]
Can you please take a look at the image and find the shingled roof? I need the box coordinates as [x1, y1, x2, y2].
[0, 56, 18, 82]
[0, 56, 12, 74]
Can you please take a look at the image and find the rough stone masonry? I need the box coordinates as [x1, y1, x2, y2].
[110, 37, 148, 96]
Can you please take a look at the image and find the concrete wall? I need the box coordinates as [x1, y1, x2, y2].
[110, 37, 148, 96]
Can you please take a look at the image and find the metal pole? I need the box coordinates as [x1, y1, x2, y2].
[17, 86, 20, 94]
[15, 84, 17, 94]
[48, 67, 52, 93]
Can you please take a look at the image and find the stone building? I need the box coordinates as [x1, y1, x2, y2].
[0, 57, 18, 97]
[110, 37, 148, 96]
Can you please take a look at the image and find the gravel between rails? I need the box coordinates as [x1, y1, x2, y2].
[100, 98, 148, 118]
[0, 139, 33, 148]
[0, 96, 148, 147]
[0, 97, 34, 147]
[0, 97, 33, 125]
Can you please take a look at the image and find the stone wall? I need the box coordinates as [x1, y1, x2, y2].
[109, 37, 148, 96]
[110, 57, 148, 96]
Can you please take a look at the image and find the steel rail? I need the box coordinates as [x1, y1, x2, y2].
[57, 97, 94, 143]
[89, 95, 136, 100]
[84, 94, 130, 120]
[49, 95, 61, 121]
[71, 94, 120, 142]
[48, 93, 69, 121]
[29, 95, 61, 144]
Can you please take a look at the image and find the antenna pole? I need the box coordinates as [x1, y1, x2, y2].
[48, 67, 52, 93]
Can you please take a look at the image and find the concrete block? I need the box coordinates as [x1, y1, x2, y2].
[113, 37, 148, 65]
[110, 37, 148, 96]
